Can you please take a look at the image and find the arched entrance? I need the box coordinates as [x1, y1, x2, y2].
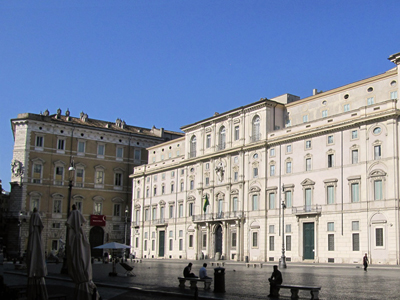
[89, 226, 104, 257]
[215, 225, 222, 256]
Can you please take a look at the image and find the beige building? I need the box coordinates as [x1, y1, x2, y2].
[7, 110, 182, 258]
[131, 51, 400, 264]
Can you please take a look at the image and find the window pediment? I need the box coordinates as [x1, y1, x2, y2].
[73, 195, 85, 200]
[249, 186, 261, 193]
[93, 196, 105, 202]
[29, 191, 42, 197]
[250, 221, 260, 229]
[231, 189, 239, 195]
[32, 157, 45, 164]
[53, 160, 66, 166]
[51, 193, 64, 199]
[94, 165, 106, 170]
[369, 170, 387, 178]
[301, 178, 315, 186]
[111, 197, 124, 203]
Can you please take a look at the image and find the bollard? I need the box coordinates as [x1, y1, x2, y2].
[213, 267, 225, 293]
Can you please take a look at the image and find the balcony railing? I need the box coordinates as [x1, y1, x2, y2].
[151, 218, 168, 226]
[189, 151, 196, 158]
[192, 211, 245, 222]
[251, 133, 261, 143]
[292, 205, 322, 215]
[217, 143, 226, 151]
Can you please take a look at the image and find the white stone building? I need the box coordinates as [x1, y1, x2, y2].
[131, 52, 400, 264]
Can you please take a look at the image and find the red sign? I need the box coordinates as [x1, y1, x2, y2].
[90, 215, 106, 226]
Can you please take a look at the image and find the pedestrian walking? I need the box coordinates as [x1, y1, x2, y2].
[363, 253, 369, 271]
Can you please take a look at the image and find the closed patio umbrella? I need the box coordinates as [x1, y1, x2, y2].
[26, 208, 48, 300]
[66, 207, 100, 300]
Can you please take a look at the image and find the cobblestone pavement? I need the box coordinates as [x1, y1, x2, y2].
[2, 259, 400, 299]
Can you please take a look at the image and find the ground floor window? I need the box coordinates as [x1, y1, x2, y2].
[328, 234, 334, 251]
[269, 236, 274, 251]
[352, 233, 359, 251]
[286, 236, 291, 251]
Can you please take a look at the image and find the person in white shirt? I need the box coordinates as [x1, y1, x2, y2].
[199, 263, 211, 279]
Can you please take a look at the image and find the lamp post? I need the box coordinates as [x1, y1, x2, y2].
[279, 184, 287, 269]
[60, 158, 75, 274]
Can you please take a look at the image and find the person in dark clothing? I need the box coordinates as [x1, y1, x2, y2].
[268, 265, 283, 298]
[183, 262, 198, 278]
[363, 253, 369, 271]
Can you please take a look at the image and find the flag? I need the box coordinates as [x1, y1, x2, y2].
[203, 194, 210, 212]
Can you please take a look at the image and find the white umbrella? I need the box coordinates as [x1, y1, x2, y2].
[94, 242, 131, 275]
[27, 209, 48, 300]
[66, 208, 100, 300]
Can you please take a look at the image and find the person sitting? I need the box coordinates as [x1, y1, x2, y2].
[183, 262, 198, 278]
[268, 265, 283, 298]
[199, 263, 212, 279]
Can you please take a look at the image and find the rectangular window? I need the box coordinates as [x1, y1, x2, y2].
[328, 234, 334, 251]
[116, 147, 123, 159]
[286, 236, 291, 251]
[270, 148, 275, 156]
[36, 136, 43, 148]
[188, 203, 194, 216]
[374, 180, 383, 200]
[303, 115, 308, 123]
[328, 154, 334, 168]
[33, 164, 42, 183]
[169, 205, 173, 218]
[234, 172, 238, 182]
[144, 240, 147, 251]
[269, 236, 274, 251]
[53, 199, 61, 213]
[206, 134, 211, 148]
[96, 170, 104, 184]
[234, 125, 240, 141]
[78, 141, 85, 154]
[144, 209, 149, 221]
[352, 150, 358, 164]
[189, 235, 193, 248]
[190, 180, 194, 190]
[286, 224, 291, 233]
[328, 135, 334, 144]
[233, 197, 238, 212]
[253, 167, 258, 178]
[151, 239, 155, 251]
[253, 232, 258, 247]
[327, 186, 334, 204]
[152, 207, 156, 220]
[161, 185, 165, 194]
[134, 149, 141, 160]
[285, 191, 292, 208]
[113, 204, 121, 217]
[270, 165, 275, 176]
[374, 145, 381, 160]
[55, 166, 64, 185]
[252, 194, 258, 211]
[202, 234, 207, 248]
[306, 158, 311, 171]
[376, 228, 383, 247]
[57, 139, 65, 151]
[114, 173, 122, 186]
[205, 177, 209, 186]
[322, 110, 328, 118]
[286, 162, 292, 174]
[286, 145, 292, 153]
[352, 130, 358, 139]
[352, 233, 360, 251]
[367, 97, 374, 105]
[205, 163, 209, 170]
[153, 187, 157, 196]
[170, 183, 174, 193]
[269, 225, 275, 233]
[305, 140, 311, 149]
[344, 104, 350, 112]
[178, 204, 183, 218]
[231, 232, 237, 247]
[179, 239, 183, 251]
[327, 222, 334, 231]
[268, 193, 275, 209]
[97, 144, 105, 156]
[391, 91, 398, 99]
[305, 188, 312, 210]
[94, 202, 102, 215]
[351, 183, 359, 202]
[180, 182, 184, 192]
[352, 221, 359, 231]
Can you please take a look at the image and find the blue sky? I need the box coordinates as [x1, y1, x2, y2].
[1, 1, 399, 190]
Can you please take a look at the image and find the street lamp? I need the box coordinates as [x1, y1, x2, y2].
[279, 184, 287, 269]
[60, 158, 75, 274]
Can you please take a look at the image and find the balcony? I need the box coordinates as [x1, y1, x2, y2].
[292, 205, 322, 216]
[217, 143, 226, 151]
[189, 151, 196, 158]
[151, 218, 168, 226]
[250, 134, 261, 143]
[192, 211, 245, 223]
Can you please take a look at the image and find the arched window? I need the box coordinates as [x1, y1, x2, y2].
[190, 136, 196, 158]
[252, 116, 260, 142]
[219, 127, 226, 150]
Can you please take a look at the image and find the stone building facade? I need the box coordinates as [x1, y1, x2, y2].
[131, 52, 400, 264]
[7, 110, 182, 258]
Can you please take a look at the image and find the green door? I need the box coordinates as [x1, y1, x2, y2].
[158, 231, 165, 257]
[303, 223, 314, 259]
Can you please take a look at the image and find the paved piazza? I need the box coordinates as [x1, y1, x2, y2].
[2, 259, 400, 299]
